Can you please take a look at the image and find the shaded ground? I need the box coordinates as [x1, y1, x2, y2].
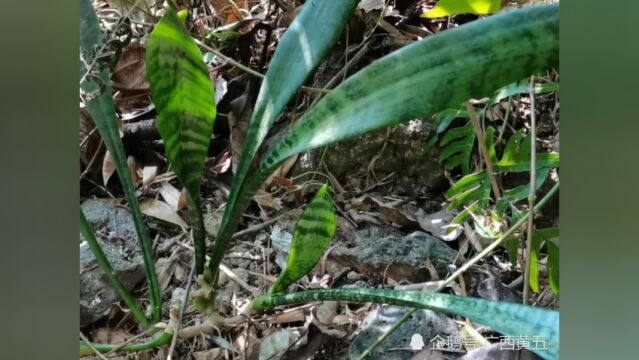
[80, 1, 559, 359]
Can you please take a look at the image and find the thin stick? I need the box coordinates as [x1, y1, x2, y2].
[167, 259, 197, 360]
[466, 101, 502, 200]
[194, 39, 330, 94]
[356, 181, 559, 360]
[523, 76, 537, 305]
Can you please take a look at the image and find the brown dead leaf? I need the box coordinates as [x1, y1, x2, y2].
[140, 198, 188, 229]
[102, 150, 116, 185]
[265, 154, 298, 187]
[141, 165, 157, 186]
[111, 43, 152, 113]
[210, 0, 244, 24]
[377, 205, 419, 228]
[92, 327, 133, 344]
[254, 189, 283, 210]
[80, 107, 102, 178]
[272, 308, 306, 324]
[111, 44, 149, 92]
[154, 256, 177, 291]
[210, 151, 232, 175]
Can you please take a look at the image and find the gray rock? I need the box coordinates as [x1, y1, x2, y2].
[80, 199, 145, 327]
[476, 277, 521, 303]
[330, 231, 457, 283]
[291, 120, 446, 192]
[349, 305, 459, 360]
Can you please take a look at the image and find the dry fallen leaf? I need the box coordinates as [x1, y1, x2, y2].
[102, 150, 116, 185]
[154, 256, 177, 291]
[127, 155, 140, 185]
[140, 198, 188, 230]
[254, 189, 283, 211]
[158, 182, 182, 211]
[141, 165, 157, 186]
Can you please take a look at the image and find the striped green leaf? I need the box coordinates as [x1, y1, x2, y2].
[146, 2, 216, 274]
[209, 0, 358, 279]
[268, 184, 336, 295]
[259, 5, 558, 174]
[80, 0, 161, 323]
[229, 4, 559, 249]
[252, 288, 559, 360]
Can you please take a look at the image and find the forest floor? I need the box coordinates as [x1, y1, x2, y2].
[80, 1, 559, 359]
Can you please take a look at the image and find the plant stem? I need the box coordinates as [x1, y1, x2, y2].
[466, 101, 502, 200]
[79, 330, 172, 356]
[82, 68, 162, 325]
[523, 76, 538, 305]
[186, 192, 206, 274]
[354, 181, 559, 359]
[80, 210, 149, 328]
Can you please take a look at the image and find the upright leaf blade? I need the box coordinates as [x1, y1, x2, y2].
[269, 184, 336, 295]
[146, 3, 215, 198]
[210, 0, 359, 279]
[80, 0, 161, 323]
[257, 4, 559, 191]
[146, 3, 216, 273]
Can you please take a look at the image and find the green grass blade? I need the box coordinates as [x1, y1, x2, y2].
[209, 0, 359, 281]
[80, 210, 148, 328]
[80, 0, 161, 324]
[242, 5, 558, 210]
[268, 184, 336, 295]
[146, 2, 216, 274]
[252, 288, 559, 360]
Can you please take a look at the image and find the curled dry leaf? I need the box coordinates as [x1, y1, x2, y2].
[158, 182, 182, 211]
[102, 150, 116, 185]
[209, 0, 254, 25]
[111, 43, 152, 113]
[141, 165, 157, 186]
[140, 198, 188, 230]
[254, 188, 283, 211]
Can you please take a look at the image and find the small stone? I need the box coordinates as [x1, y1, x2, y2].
[347, 271, 362, 281]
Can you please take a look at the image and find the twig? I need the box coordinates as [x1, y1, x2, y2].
[194, 39, 330, 94]
[523, 76, 538, 305]
[231, 210, 296, 239]
[466, 101, 502, 199]
[167, 259, 197, 360]
[220, 263, 261, 296]
[356, 181, 559, 360]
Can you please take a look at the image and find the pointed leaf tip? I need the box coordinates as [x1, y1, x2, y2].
[268, 184, 336, 294]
